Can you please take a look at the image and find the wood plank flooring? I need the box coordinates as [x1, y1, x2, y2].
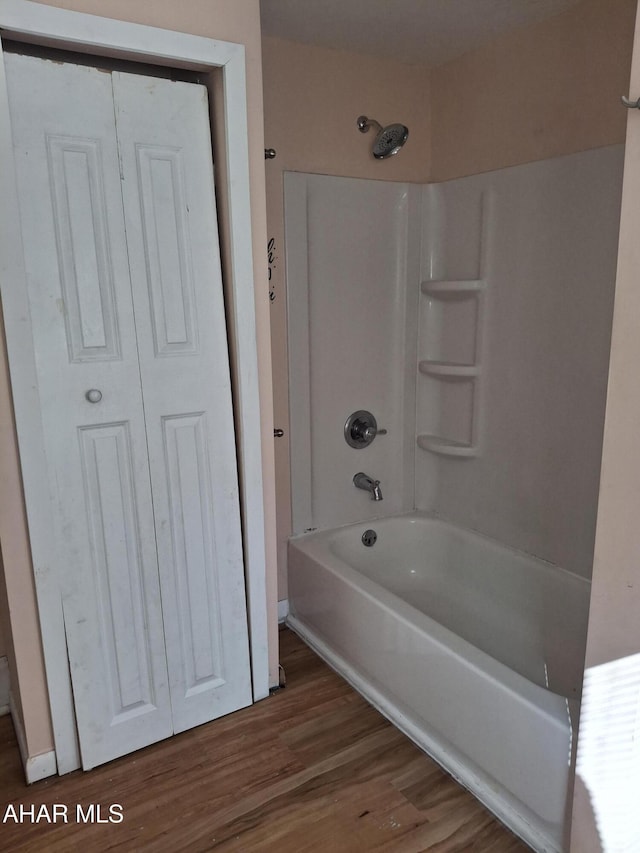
[0, 629, 528, 852]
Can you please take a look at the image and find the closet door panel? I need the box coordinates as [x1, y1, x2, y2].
[113, 71, 252, 731]
[5, 54, 173, 768]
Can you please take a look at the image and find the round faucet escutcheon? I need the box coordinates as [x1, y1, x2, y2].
[344, 410, 387, 448]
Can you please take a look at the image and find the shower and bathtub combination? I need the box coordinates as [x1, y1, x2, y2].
[284, 140, 623, 852]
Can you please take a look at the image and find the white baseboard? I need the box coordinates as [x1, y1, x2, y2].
[0, 656, 9, 715]
[25, 749, 57, 784]
[277, 599, 289, 623]
[9, 692, 57, 783]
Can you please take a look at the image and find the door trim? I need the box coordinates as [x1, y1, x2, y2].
[0, 0, 268, 774]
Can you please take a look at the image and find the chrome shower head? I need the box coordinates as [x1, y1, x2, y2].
[357, 115, 409, 159]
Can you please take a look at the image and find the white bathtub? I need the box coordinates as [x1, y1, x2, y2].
[287, 513, 591, 852]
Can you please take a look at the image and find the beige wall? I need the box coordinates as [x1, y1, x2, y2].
[262, 36, 431, 183]
[0, 598, 6, 659]
[0, 300, 53, 755]
[431, 0, 637, 181]
[262, 36, 431, 598]
[571, 2, 640, 848]
[0, 552, 13, 667]
[0, 0, 278, 763]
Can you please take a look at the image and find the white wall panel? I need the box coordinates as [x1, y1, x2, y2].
[286, 172, 419, 533]
[420, 146, 624, 578]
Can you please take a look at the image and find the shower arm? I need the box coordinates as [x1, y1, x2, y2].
[357, 115, 383, 135]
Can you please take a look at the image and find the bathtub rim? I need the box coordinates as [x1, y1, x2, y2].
[291, 509, 592, 591]
[289, 512, 586, 707]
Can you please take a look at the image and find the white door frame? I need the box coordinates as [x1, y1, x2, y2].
[0, 0, 268, 774]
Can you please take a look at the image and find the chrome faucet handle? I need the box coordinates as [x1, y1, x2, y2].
[363, 425, 387, 441]
[345, 410, 387, 448]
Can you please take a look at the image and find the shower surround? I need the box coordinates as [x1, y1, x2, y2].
[285, 145, 623, 851]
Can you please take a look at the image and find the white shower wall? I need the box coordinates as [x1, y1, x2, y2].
[285, 173, 423, 533]
[286, 145, 623, 577]
[422, 146, 624, 578]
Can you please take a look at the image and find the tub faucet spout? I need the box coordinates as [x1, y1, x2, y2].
[353, 472, 383, 501]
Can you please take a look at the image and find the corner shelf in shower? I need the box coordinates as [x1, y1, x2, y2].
[418, 360, 480, 379]
[417, 278, 486, 459]
[416, 434, 478, 457]
[420, 279, 485, 298]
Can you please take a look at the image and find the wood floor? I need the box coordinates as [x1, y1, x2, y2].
[0, 629, 528, 852]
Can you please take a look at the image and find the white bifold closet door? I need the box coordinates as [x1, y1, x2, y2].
[5, 53, 252, 769]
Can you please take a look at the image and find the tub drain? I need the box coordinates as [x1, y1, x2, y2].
[362, 529, 377, 547]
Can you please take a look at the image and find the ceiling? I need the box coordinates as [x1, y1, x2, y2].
[260, 0, 584, 66]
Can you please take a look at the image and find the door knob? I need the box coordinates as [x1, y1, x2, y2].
[85, 389, 103, 403]
[274, 428, 284, 437]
